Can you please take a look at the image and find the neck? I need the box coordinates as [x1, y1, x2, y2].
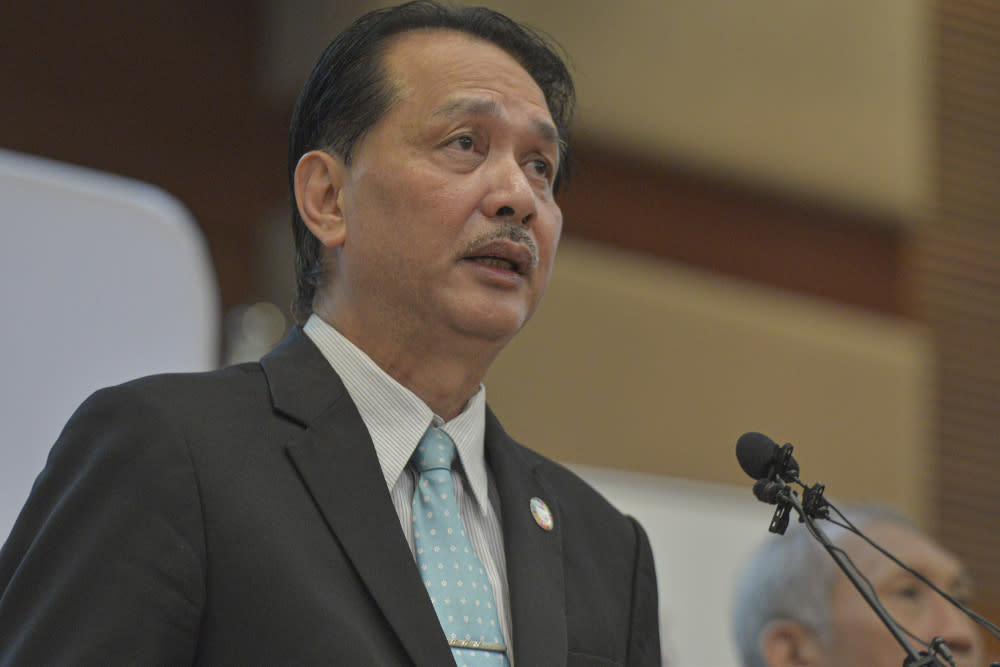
[381, 345, 494, 421]
[313, 307, 505, 421]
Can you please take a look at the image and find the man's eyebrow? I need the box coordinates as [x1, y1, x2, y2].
[432, 97, 561, 149]
[532, 118, 562, 152]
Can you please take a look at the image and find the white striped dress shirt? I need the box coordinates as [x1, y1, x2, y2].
[303, 316, 514, 661]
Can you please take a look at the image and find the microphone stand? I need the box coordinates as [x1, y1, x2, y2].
[767, 482, 949, 667]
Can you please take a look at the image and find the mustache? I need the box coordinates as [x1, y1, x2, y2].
[462, 224, 539, 267]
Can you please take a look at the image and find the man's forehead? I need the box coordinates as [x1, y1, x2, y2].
[841, 520, 968, 583]
[383, 29, 544, 101]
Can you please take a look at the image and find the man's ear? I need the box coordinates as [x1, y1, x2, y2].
[294, 149, 347, 248]
[759, 620, 825, 667]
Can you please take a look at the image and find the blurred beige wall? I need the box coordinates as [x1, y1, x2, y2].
[486, 239, 933, 521]
[486, 0, 932, 220]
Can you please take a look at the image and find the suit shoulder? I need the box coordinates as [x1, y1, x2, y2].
[84, 362, 265, 411]
[56, 363, 271, 456]
[114, 361, 264, 396]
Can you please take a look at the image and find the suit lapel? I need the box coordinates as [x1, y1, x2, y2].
[261, 329, 455, 666]
[485, 409, 568, 667]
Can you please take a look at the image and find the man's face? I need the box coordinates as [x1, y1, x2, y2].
[826, 521, 983, 667]
[325, 29, 563, 353]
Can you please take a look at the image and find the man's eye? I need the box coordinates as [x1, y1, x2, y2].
[895, 585, 922, 601]
[530, 159, 551, 178]
[454, 135, 474, 150]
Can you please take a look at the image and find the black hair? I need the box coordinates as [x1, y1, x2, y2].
[287, 0, 575, 323]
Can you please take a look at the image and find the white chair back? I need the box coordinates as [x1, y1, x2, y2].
[0, 149, 219, 539]
[571, 465, 773, 667]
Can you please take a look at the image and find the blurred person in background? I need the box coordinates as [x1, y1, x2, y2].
[732, 505, 984, 667]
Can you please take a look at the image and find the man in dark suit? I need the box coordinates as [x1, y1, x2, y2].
[0, 2, 660, 665]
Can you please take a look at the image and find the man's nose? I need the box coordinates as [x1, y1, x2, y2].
[482, 157, 536, 225]
[927, 597, 981, 661]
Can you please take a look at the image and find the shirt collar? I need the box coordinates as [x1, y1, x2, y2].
[302, 315, 490, 515]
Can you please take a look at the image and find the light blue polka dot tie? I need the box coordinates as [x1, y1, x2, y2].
[412, 427, 510, 667]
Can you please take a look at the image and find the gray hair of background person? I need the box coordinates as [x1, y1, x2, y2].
[286, 0, 576, 324]
[730, 504, 912, 667]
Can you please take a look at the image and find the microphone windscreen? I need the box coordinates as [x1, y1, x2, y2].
[736, 432, 779, 480]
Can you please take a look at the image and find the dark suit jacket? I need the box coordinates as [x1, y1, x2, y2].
[0, 328, 660, 666]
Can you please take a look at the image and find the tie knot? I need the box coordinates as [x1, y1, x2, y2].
[413, 427, 457, 473]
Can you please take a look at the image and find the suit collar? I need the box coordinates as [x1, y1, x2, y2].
[259, 327, 344, 426]
[485, 409, 568, 667]
[262, 329, 456, 666]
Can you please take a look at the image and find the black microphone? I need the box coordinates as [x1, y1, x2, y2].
[736, 431, 800, 482]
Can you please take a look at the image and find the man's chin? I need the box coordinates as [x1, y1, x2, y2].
[453, 309, 530, 347]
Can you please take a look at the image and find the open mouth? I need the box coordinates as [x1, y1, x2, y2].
[470, 256, 519, 272]
[463, 239, 535, 276]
